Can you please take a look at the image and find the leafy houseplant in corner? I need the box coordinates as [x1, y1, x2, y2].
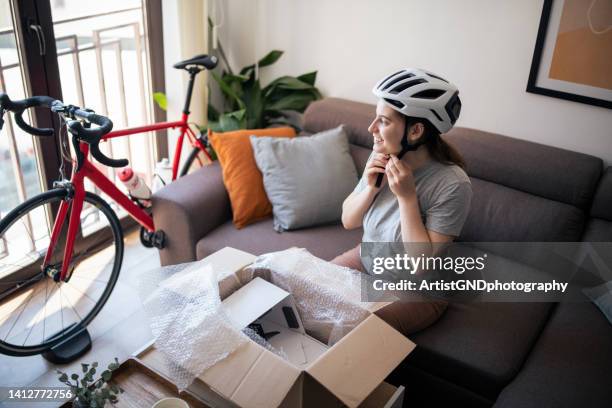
[57, 358, 123, 407]
[209, 49, 322, 132]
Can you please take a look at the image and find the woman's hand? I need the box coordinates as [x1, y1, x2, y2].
[386, 154, 417, 200]
[365, 153, 390, 189]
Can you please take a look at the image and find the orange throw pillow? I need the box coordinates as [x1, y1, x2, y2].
[209, 127, 296, 229]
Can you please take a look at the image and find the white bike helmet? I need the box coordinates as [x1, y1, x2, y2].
[372, 68, 461, 134]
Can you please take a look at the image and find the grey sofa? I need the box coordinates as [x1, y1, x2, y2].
[153, 98, 612, 407]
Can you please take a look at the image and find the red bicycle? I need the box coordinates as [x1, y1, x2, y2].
[107, 54, 217, 181]
[0, 54, 217, 358]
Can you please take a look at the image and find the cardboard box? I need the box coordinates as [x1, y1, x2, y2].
[141, 247, 414, 408]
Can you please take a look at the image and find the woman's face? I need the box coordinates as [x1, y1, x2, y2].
[368, 100, 406, 155]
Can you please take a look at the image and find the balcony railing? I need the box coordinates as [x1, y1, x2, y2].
[0, 4, 155, 276]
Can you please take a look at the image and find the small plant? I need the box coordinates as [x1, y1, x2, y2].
[57, 358, 124, 408]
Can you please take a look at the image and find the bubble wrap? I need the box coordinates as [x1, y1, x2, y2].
[138, 260, 249, 390]
[246, 247, 372, 345]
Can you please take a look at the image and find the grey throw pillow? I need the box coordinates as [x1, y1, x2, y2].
[250, 125, 358, 232]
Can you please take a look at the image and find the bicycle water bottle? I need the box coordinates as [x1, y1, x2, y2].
[152, 158, 173, 192]
[117, 167, 152, 207]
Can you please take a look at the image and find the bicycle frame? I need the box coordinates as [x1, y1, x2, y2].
[104, 112, 209, 180]
[43, 139, 157, 281]
[104, 66, 212, 180]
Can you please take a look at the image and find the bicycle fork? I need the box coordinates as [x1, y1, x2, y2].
[42, 173, 86, 283]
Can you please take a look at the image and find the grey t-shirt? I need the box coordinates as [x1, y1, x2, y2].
[354, 153, 472, 243]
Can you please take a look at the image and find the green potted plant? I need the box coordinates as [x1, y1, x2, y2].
[153, 49, 322, 134]
[208, 49, 322, 132]
[56, 358, 124, 407]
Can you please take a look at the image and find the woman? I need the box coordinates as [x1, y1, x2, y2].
[331, 68, 472, 335]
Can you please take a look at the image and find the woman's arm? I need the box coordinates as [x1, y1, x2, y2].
[341, 187, 378, 229]
[342, 153, 389, 229]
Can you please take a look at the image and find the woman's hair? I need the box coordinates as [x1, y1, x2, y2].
[405, 116, 466, 169]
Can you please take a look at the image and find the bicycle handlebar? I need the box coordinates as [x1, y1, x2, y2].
[0, 94, 55, 136]
[59, 107, 126, 168]
[0, 93, 128, 168]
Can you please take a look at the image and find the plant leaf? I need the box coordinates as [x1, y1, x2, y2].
[211, 72, 245, 110]
[153, 92, 168, 111]
[257, 50, 283, 67]
[207, 119, 222, 132]
[265, 92, 318, 113]
[101, 371, 112, 382]
[219, 109, 246, 131]
[242, 80, 263, 129]
[222, 73, 250, 83]
[71, 374, 79, 381]
[263, 76, 315, 98]
[297, 71, 317, 86]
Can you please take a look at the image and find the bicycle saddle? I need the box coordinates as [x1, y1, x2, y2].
[173, 54, 218, 70]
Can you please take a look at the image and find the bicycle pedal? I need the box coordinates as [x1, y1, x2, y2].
[152, 230, 165, 249]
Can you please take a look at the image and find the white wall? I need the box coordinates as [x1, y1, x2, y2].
[162, 0, 208, 158]
[216, 0, 612, 165]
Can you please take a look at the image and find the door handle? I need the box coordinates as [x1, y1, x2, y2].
[28, 23, 46, 56]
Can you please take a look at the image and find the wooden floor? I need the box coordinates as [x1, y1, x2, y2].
[0, 229, 159, 407]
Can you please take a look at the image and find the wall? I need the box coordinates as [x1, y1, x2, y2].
[162, 0, 208, 157]
[216, 0, 612, 165]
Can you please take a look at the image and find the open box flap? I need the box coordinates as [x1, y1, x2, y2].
[305, 315, 416, 407]
[206, 247, 257, 299]
[201, 339, 301, 408]
[222, 277, 290, 328]
[204, 247, 257, 280]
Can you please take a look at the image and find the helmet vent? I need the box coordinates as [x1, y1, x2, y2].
[427, 73, 449, 83]
[384, 98, 405, 109]
[378, 70, 405, 89]
[445, 92, 461, 124]
[382, 73, 416, 91]
[430, 109, 443, 122]
[412, 89, 446, 99]
[390, 78, 427, 94]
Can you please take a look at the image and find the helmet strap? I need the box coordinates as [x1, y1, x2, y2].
[398, 116, 426, 159]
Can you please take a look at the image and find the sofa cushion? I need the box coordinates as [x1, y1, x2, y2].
[304, 98, 374, 148]
[196, 217, 363, 261]
[250, 125, 358, 232]
[208, 127, 296, 229]
[406, 301, 553, 400]
[444, 127, 603, 210]
[590, 167, 612, 221]
[350, 144, 371, 176]
[582, 218, 612, 242]
[460, 177, 585, 241]
[493, 302, 612, 408]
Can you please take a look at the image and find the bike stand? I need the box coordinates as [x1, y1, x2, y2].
[42, 326, 92, 364]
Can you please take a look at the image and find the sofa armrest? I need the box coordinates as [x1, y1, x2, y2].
[152, 161, 231, 266]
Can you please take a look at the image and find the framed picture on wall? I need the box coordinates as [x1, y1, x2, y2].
[527, 0, 611, 109]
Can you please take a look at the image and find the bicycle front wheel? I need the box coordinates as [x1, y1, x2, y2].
[0, 189, 123, 356]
